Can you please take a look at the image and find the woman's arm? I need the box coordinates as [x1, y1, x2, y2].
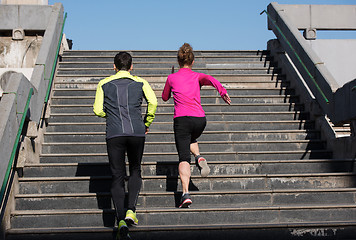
[162, 77, 172, 102]
[199, 73, 231, 105]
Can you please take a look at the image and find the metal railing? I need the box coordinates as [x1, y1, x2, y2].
[260, 9, 329, 104]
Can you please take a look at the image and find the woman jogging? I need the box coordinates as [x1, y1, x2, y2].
[162, 43, 231, 208]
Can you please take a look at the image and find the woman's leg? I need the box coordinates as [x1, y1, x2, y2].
[190, 117, 209, 177]
[174, 117, 193, 194]
[190, 142, 200, 157]
[179, 161, 191, 193]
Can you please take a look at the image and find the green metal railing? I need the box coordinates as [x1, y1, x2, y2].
[0, 88, 33, 208]
[45, 12, 67, 103]
[260, 10, 329, 104]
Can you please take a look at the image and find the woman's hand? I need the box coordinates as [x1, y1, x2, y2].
[222, 93, 231, 105]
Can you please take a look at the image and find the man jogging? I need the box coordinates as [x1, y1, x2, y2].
[93, 52, 157, 240]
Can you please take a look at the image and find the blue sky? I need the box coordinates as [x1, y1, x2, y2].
[49, 0, 356, 51]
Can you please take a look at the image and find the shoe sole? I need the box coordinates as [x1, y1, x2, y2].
[179, 199, 192, 208]
[125, 216, 138, 225]
[198, 159, 210, 177]
[118, 225, 131, 240]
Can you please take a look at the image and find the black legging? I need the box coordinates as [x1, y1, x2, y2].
[173, 116, 207, 163]
[106, 136, 145, 221]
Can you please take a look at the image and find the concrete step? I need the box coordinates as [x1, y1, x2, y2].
[48, 111, 309, 123]
[50, 103, 304, 114]
[53, 80, 289, 90]
[6, 222, 356, 240]
[60, 55, 270, 63]
[60, 53, 270, 63]
[51, 87, 296, 97]
[51, 94, 299, 105]
[39, 149, 332, 163]
[45, 120, 316, 132]
[61, 50, 269, 57]
[41, 140, 326, 154]
[10, 204, 356, 229]
[22, 159, 353, 178]
[58, 62, 272, 69]
[43, 130, 319, 142]
[19, 172, 350, 195]
[14, 188, 356, 211]
[56, 68, 278, 76]
[54, 74, 283, 83]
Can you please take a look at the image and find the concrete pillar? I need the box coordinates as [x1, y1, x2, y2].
[1, 0, 48, 5]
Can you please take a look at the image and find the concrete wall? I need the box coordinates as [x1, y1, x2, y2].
[269, 3, 356, 88]
[0, 3, 64, 231]
[0, 36, 43, 68]
[267, 2, 356, 124]
[0, 3, 64, 122]
[0, 5, 52, 30]
[0, 72, 33, 195]
[276, 4, 356, 30]
[308, 39, 356, 87]
[1, 0, 48, 5]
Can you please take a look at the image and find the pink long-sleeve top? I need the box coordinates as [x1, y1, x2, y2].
[162, 68, 227, 118]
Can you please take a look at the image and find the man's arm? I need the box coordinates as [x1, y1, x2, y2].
[142, 79, 158, 127]
[93, 82, 106, 117]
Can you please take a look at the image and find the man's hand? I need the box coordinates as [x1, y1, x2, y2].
[145, 127, 149, 134]
[222, 93, 231, 105]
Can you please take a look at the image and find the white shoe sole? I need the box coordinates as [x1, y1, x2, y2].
[198, 159, 210, 177]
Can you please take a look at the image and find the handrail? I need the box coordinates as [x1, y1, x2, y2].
[44, 12, 68, 103]
[0, 88, 34, 209]
[260, 10, 329, 104]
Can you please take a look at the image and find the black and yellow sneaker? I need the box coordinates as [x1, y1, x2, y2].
[117, 220, 131, 240]
[179, 193, 192, 208]
[125, 209, 138, 225]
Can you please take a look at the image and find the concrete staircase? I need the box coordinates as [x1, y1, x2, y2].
[6, 50, 356, 239]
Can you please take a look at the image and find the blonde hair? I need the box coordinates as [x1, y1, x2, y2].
[177, 43, 194, 67]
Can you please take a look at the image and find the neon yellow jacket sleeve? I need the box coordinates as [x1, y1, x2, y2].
[93, 81, 106, 118]
[139, 77, 158, 127]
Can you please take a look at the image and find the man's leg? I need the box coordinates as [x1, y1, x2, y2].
[126, 136, 145, 213]
[107, 137, 127, 222]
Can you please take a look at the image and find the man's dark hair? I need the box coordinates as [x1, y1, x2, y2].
[114, 52, 132, 71]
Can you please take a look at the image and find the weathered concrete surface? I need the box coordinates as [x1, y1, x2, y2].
[0, 5, 52, 30]
[29, 3, 64, 123]
[1, 0, 48, 5]
[0, 36, 43, 68]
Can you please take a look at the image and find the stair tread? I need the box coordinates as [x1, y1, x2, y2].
[11, 203, 356, 216]
[18, 172, 355, 182]
[7, 220, 356, 236]
[43, 129, 317, 134]
[41, 140, 324, 145]
[15, 187, 356, 198]
[39, 149, 331, 157]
